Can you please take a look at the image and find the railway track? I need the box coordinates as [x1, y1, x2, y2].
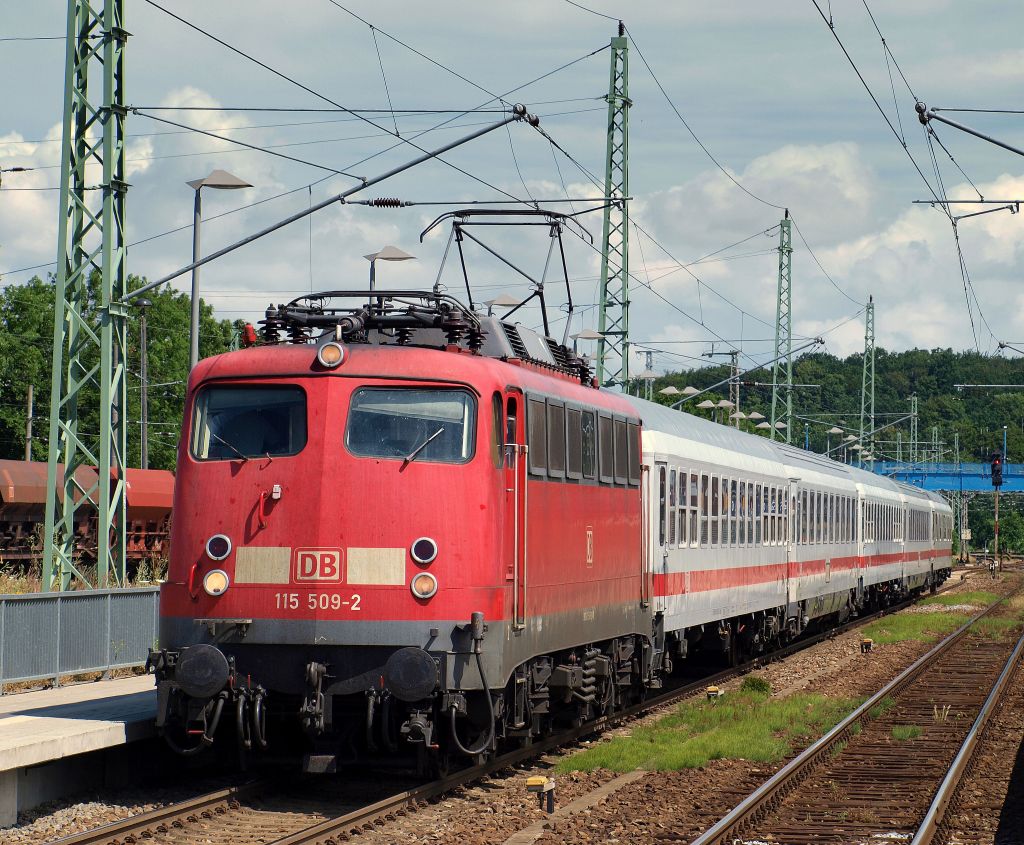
[46, 576, 976, 845]
[689, 588, 1024, 845]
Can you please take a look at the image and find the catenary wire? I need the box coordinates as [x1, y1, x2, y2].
[139, 0, 529, 203]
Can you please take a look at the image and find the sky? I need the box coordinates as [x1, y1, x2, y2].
[2, 1, 1024, 376]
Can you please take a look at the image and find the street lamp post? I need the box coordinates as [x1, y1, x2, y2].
[365, 245, 416, 291]
[137, 298, 152, 470]
[187, 170, 252, 370]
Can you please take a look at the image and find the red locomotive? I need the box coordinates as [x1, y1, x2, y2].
[150, 286, 951, 772]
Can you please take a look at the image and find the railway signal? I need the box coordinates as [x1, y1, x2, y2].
[991, 452, 1003, 572]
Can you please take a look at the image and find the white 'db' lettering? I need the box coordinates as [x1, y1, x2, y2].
[294, 548, 343, 582]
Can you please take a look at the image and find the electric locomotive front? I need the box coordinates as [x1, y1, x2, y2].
[151, 339, 512, 766]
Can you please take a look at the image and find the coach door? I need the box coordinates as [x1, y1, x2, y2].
[651, 462, 668, 613]
[786, 478, 799, 605]
[504, 393, 528, 629]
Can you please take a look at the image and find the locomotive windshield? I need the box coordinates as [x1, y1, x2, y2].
[346, 388, 476, 463]
[191, 386, 307, 460]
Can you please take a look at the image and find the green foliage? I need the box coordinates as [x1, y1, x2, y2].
[740, 675, 772, 695]
[861, 611, 969, 644]
[891, 725, 922, 741]
[868, 696, 896, 719]
[556, 686, 859, 773]
[0, 274, 240, 470]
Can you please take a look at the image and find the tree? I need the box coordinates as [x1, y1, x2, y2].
[0, 274, 239, 470]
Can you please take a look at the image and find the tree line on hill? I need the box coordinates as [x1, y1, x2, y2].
[648, 348, 1024, 464]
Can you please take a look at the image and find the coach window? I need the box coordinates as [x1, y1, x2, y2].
[567, 407, 583, 479]
[829, 495, 835, 544]
[598, 415, 614, 483]
[527, 398, 547, 475]
[751, 482, 758, 546]
[678, 471, 687, 546]
[628, 422, 641, 486]
[760, 486, 768, 545]
[690, 472, 700, 547]
[794, 491, 802, 544]
[729, 479, 738, 547]
[753, 484, 761, 545]
[614, 419, 629, 485]
[547, 401, 566, 478]
[668, 468, 677, 545]
[720, 478, 730, 546]
[658, 466, 667, 547]
[711, 477, 721, 546]
[770, 487, 778, 545]
[581, 411, 597, 479]
[738, 482, 747, 545]
[700, 474, 710, 546]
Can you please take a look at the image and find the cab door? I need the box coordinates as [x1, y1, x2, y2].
[503, 393, 527, 629]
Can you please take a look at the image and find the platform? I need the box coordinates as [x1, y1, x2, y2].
[0, 675, 156, 827]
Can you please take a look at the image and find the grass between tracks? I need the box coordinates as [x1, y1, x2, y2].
[920, 590, 1000, 608]
[557, 677, 861, 773]
[860, 611, 971, 644]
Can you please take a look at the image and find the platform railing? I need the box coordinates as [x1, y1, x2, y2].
[0, 587, 159, 692]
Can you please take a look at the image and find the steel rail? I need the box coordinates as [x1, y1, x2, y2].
[688, 589, 1016, 845]
[911, 626, 1024, 844]
[49, 781, 263, 844]
[47, 575, 963, 845]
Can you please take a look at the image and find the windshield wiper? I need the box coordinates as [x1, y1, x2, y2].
[401, 427, 444, 470]
[210, 430, 250, 463]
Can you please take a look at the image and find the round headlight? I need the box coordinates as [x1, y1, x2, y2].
[206, 534, 231, 561]
[410, 572, 438, 600]
[317, 342, 346, 368]
[411, 537, 438, 565]
[203, 569, 230, 597]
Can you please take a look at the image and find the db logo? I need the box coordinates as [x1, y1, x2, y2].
[294, 548, 343, 582]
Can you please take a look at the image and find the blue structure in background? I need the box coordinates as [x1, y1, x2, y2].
[866, 461, 1019, 492]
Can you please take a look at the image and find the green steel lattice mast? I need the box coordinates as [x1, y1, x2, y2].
[43, 0, 128, 590]
[596, 22, 630, 390]
[859, 296, 875, 467]
[770, 211, 793, 442]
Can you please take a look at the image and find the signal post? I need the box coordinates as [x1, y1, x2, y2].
[991, 452, 1003, 572]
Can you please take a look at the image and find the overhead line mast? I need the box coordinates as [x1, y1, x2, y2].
[859, 296, 876, 467]
[770, 210, 793, 442]
[44, 0, 128, 589]
[596, 21, 630, 390]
